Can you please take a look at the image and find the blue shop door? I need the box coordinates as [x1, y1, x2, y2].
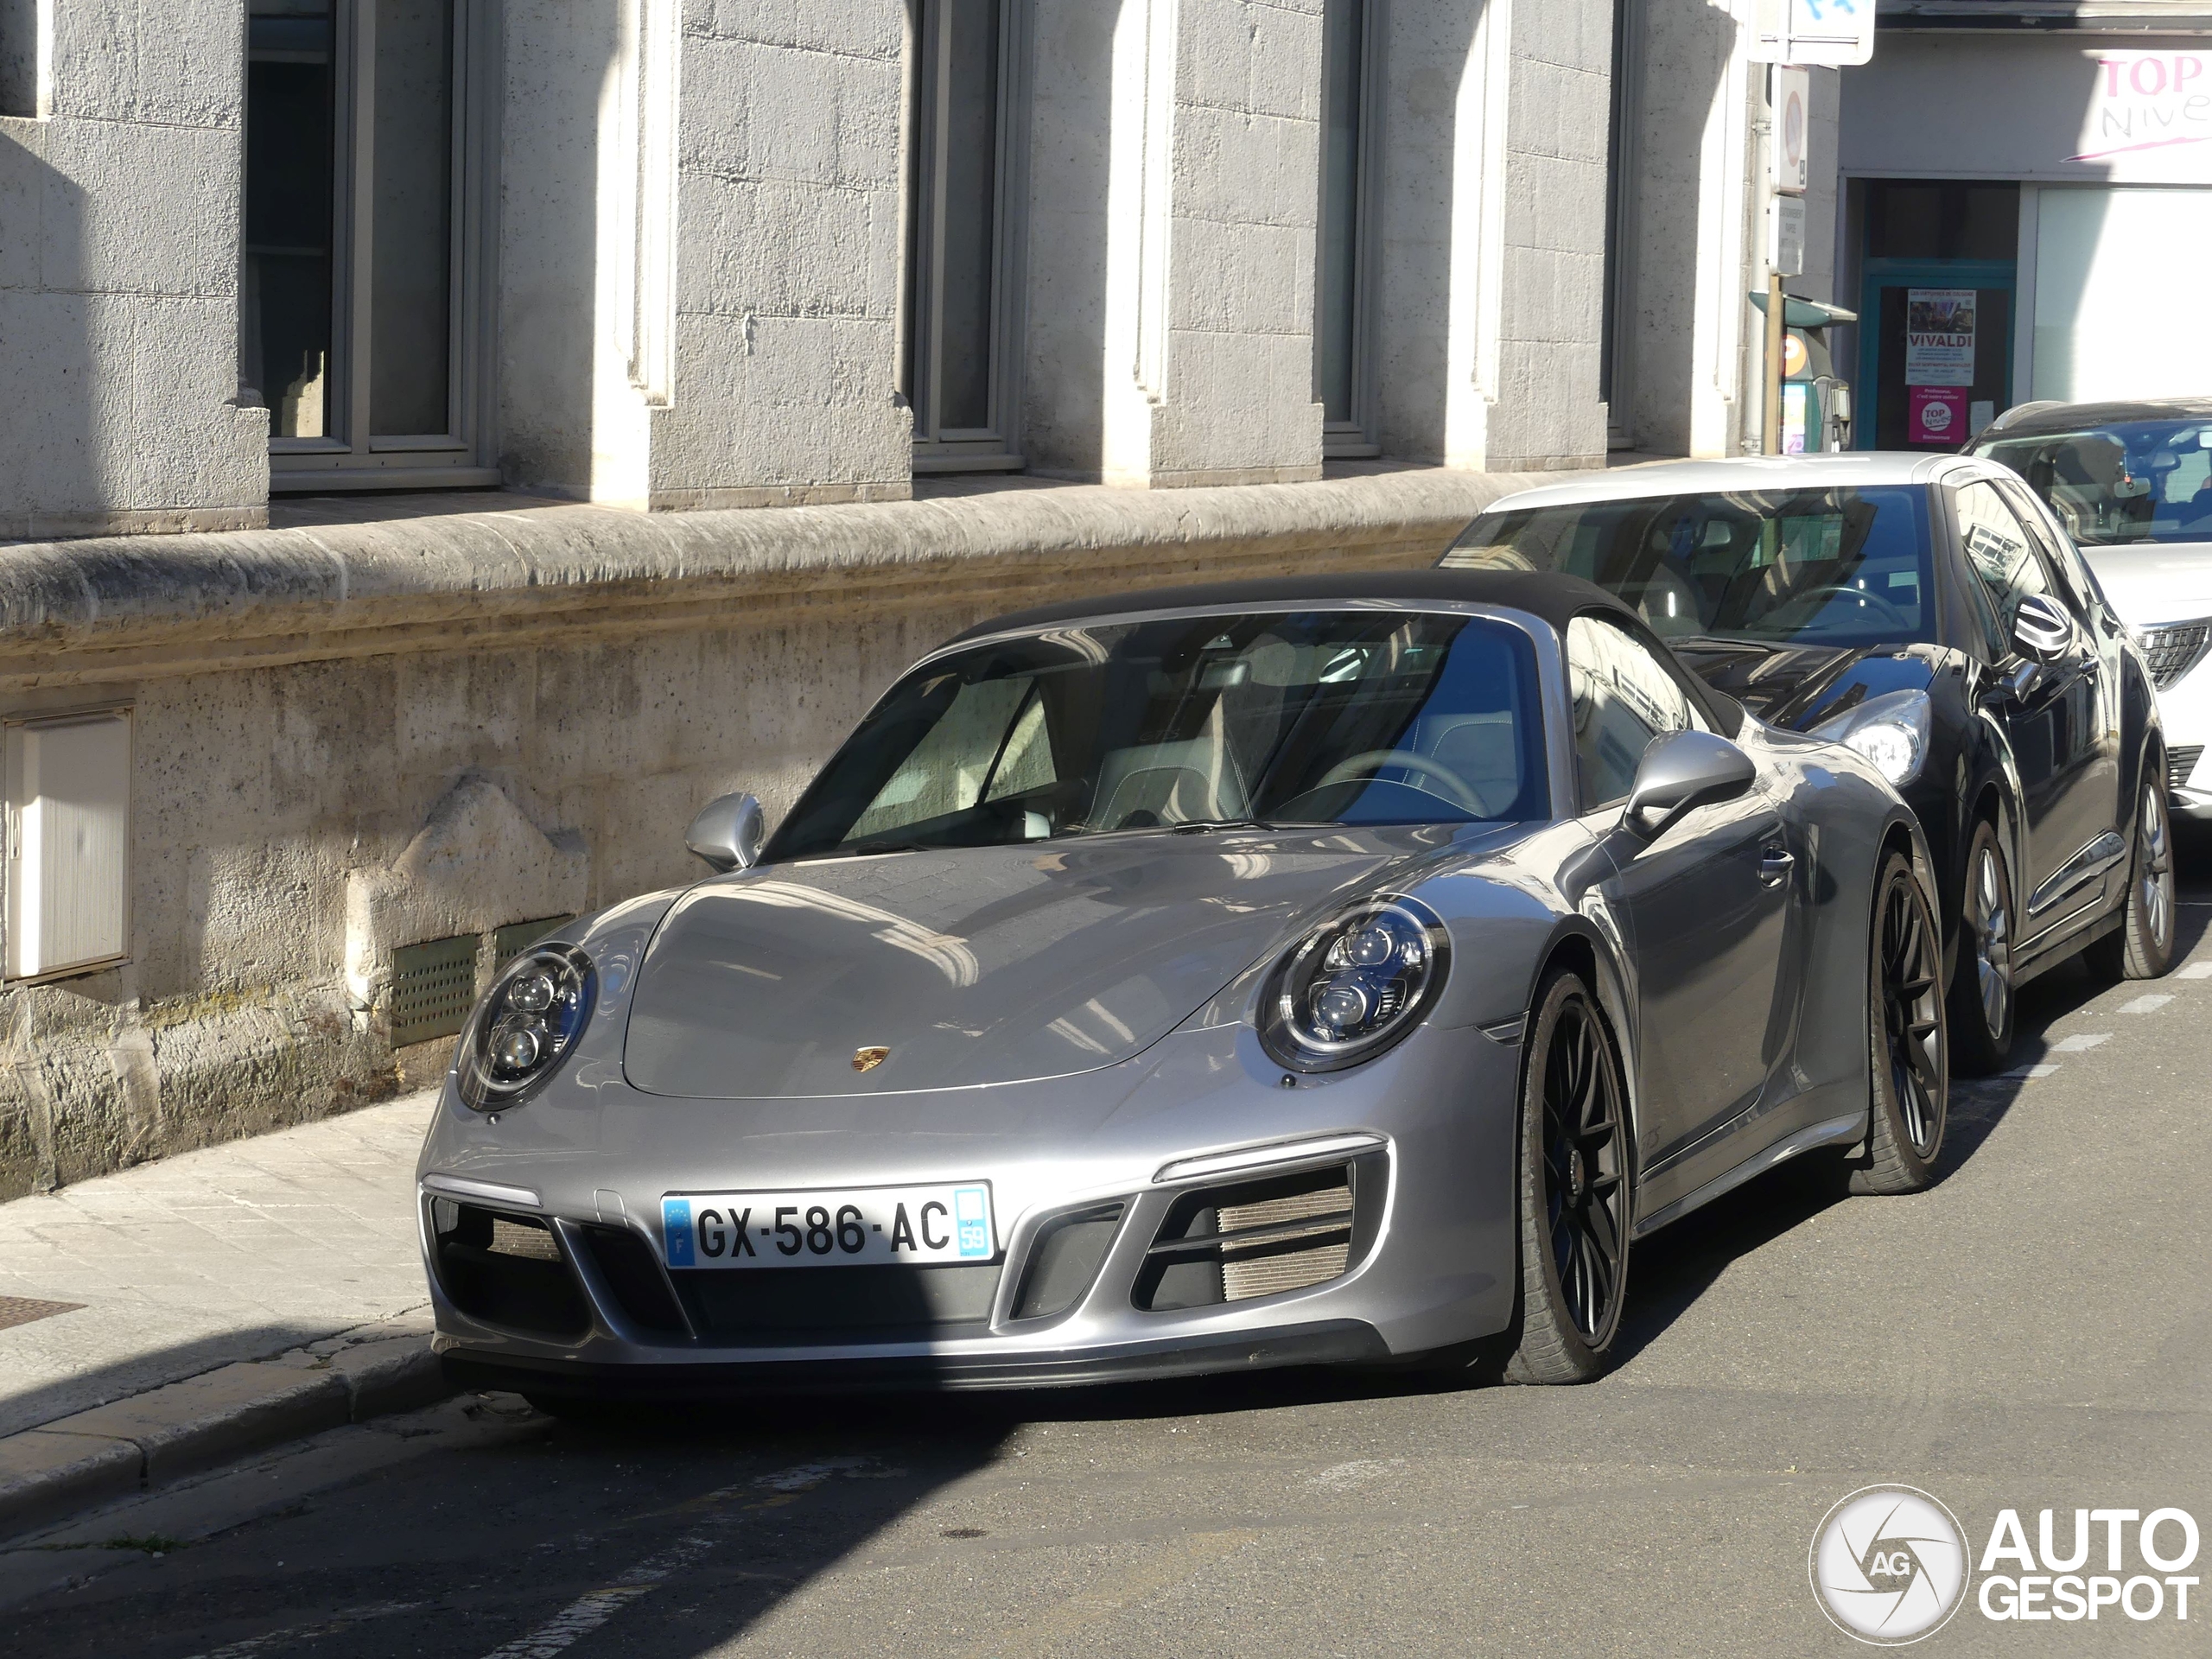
[1857, 258, 2015, 450]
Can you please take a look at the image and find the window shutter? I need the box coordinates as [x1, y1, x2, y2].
[7, 711, 132, 980]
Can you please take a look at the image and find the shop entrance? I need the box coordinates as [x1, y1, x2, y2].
[1854, 181, 2019, 450]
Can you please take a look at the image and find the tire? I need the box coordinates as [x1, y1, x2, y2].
[1853, 850, 1948, 1196]
[1504, 969, 1631, 1384]
[1945, 818, 2015, 1077]
[2085, 768, 2177, 982]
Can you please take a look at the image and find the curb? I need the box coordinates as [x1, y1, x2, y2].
[0, 1323, 454, 1542]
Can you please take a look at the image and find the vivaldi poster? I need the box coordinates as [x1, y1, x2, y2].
[1905, 289, 1976, 387]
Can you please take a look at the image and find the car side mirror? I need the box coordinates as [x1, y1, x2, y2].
[685, 791, 765, 872]
[1624, 730, 1756, 840]
[2012, 593, 2074, 663]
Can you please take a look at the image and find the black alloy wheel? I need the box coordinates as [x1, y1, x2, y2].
[1853, 850, 1948, 1195]
[2088, 771, 2177, 982]
[1946, 819, 2014, 1076]
[1507, 970, 1630, 1383]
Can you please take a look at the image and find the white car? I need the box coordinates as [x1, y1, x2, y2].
[1971, 399, 2212, 820]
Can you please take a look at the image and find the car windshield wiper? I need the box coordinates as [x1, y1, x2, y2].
[1665, 633, 1780, 655]
[1166, 817, 1281, 834]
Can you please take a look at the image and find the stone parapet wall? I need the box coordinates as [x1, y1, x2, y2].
[0, 468, 1562, 1198]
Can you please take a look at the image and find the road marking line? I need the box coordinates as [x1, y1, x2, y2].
[2119, 995, 2174, 1014]
[2178, 963, 2212, 980]
[474, 1461, 860, 1659]
[2051, 1033, 2110, 1052]
[184, 1601, 421, 1659]
[2001, 1064, 2059, 1080]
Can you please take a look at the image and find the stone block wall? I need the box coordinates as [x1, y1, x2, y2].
[0, 0, 267, 538]
[0, 467, 1562, 1198]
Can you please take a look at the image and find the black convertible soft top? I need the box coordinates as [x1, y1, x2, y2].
[950, 566, 1642, 646]
[949, 565, 1749, 741]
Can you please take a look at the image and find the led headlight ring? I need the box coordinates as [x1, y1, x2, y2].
[455, 944, 596, 1112]
[1259, 896, 1451, 1073]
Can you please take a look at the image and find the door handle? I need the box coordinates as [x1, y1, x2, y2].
[1758, 843, 1795, 886]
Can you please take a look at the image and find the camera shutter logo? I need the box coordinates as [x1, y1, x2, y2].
[1810, 1486, 1971, 1644]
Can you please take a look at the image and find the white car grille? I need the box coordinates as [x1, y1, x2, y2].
[2133, 620, 2212, 690]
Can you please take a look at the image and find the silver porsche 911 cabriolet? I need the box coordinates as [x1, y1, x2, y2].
[418, 569, 1947, 1403]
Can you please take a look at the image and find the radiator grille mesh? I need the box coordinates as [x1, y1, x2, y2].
[2136, 621, 2212, 690]
[1218, 1180, 1353, 1301]
[2169, 745, 2205, 797]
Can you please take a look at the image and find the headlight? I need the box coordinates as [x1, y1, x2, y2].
[454, 944, 595, 1112]
[1259, 897, 1450, 1072]
[1809, 688, 1931, 787]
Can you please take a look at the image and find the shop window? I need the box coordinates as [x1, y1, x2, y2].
[5, 709, 131, 982]
[244, 1, 494, 491]
[904, 0, 1027, 474]
[1865, 181, 2019, 264]
[2031, 186, 2212, 404]
[1317, 0, 1379, 457]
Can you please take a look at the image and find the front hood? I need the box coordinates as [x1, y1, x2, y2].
[1673, 640, 1942, 730]
[621, 831, 1471, 1098]
[2076, 542, 2212, 626]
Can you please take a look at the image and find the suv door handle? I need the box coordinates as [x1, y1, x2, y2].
[1758, 842, 1795, 886]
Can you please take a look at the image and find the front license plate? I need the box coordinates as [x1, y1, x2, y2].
[660, 1184, 996, 1270]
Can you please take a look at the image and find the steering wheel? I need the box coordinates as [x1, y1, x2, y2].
[1313, 750, 1489, 814]
[1789, 584, 1916, 626]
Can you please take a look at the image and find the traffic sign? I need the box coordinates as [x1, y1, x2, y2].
[1742, 0, 1876, 67]
[1770, 66, 1809, 195]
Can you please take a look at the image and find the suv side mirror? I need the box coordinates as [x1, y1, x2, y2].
[685, 792, 765, 872]
[1624, 730, 1756, 839]
[2012, 593, 2074, 663]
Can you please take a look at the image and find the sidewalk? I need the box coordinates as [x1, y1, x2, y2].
[0, 1090, 447, 1535]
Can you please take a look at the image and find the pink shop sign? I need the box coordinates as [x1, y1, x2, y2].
[1910, 387, 1967, 448]
[2070, 54, 2212, 165]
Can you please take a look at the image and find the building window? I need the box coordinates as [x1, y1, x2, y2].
[904, 0, 1027, 474]
[1601, 0, 1640, 450]
[244, 1, 494, 490]
[1317, 0, 1378, 457]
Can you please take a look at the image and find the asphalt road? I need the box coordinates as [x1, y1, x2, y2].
[8, 842, 2212, 1657]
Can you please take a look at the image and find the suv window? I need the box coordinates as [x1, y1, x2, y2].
[1564, 613, 1704, 810]
[1993, 475, 2101, 621]
[1954, 481, 2056, 659]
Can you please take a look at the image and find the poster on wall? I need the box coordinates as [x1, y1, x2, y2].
[1905, 289, 1977, 386]
[1910, 386, 1968, 447]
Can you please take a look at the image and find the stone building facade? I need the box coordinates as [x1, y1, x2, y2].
[0, 1, 1832, 1196]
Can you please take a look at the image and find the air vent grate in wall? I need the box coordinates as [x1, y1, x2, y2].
[493, 915, 574, 968]
[390, 934, 480, 1048]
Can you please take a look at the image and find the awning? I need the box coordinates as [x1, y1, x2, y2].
[1749, 292, 1860, 329]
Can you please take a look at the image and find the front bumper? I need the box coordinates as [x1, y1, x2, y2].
[417, 1021, 1522, 1394]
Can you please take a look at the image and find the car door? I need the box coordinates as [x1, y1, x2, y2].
[1952, 480, 2112, 925]
[1568, 613, 1798, 1194]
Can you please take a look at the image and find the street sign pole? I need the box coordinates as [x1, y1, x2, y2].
[1764, 271, 1785, 455]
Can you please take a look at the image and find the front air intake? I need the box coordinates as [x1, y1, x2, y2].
[1134, 1155, 1382, 1313]
[2136, 621, 2212, 690]
[2169, 745, 2204, 797]
[429, 1200, 591, 1338]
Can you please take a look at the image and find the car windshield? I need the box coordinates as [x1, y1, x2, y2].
[765, 611, 1550, 860]
[1440, 486, 1936, 649]
[1974, 418, 2212, 546]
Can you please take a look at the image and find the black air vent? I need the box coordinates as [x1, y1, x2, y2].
[2169, 746, 2204, 797]
[579, 1224, 689, 1335]
[1134, 1157, 1382, 1313]
[429, 1200, 590, 1338]
[673, 1264, 1002, 1345]
[1009, 1203, 1125, 1322]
